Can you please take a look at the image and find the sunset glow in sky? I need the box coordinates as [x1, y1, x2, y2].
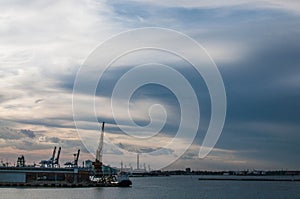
[0, 0, 300, 170]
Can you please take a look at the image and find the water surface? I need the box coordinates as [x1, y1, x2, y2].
[2, 175, 300, 199]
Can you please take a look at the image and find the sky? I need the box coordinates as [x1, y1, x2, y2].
[0, 0, 300, 171]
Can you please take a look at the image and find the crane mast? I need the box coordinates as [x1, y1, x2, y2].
[93, 122, 105, 176]
[96, 122, 105, 163]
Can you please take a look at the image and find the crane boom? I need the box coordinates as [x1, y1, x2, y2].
[74, 149, 80, 166]
[54, 147, 61, 165]
[96, 122, 105, 163]
[92, 122, 105, 176]
[50, 146, 56, 166]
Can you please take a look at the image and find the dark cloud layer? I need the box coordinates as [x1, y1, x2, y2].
[1, 1, 300, 169]
[117, 142, 174, 155]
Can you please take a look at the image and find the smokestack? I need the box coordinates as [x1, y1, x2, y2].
[101, 122, 105, 132]
[137, 153, 140, 170]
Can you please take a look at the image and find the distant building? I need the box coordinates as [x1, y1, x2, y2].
[85, 160, 93, 168]
[103, 165, 118, 175]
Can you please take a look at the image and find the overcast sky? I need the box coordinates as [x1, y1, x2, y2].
[0, 0, 300, 170]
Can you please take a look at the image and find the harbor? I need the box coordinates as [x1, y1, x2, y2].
[0, 122, 132, 187]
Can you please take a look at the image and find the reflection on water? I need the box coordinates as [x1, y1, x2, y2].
[2, 176, 300, 199]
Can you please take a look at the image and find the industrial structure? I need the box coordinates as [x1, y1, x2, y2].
[89, 122, 132, 186]
[39, 146, 62, 168]
[92, 122, 105, 176]
[64, 149, 80, 167]
[0, 122, 132, 187]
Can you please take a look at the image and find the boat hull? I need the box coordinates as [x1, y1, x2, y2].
[117, 180, 132, 187]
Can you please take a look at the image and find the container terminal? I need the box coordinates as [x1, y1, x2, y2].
[0, 122, 132, 187]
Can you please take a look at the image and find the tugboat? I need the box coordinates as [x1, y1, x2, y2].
[114, 171, 132, 187]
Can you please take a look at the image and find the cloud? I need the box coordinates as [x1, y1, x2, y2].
[20, 129, 35, 138]
[34, 99, 44, 104]
[121, 0, 300, 14]
[0, 127, 35, 140]
[0, 0, 299, 170]
[0, 0, 123, 128]
[117, 142, 174, 155]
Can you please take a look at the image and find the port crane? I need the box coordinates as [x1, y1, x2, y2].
[54, 147, 61, 167]
[93, 122, 105, 176]
[64, 149, 80, 167]
[39, 146, 61, 168]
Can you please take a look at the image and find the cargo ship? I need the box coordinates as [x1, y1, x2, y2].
[0, 122, 132, 187]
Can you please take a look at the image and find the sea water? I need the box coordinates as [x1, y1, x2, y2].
[1, 175, 300, 199]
